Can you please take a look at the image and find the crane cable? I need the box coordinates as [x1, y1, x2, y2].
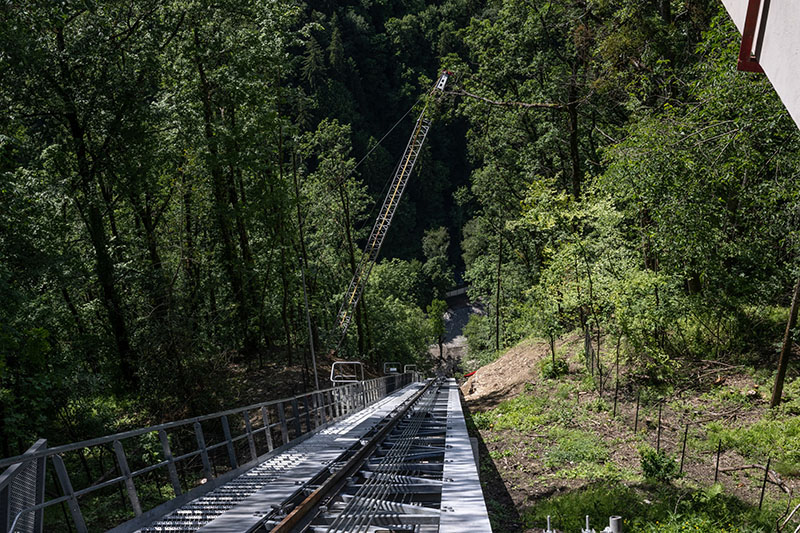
[332, 72, 450, 356]
[331, 94, 425, 192]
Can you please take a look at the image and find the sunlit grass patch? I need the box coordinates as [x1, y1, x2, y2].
[521, 484, 778, 532]
[544, 427, 608, 469]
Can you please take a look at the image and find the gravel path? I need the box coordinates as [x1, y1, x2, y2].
[430, 297, 485, 363]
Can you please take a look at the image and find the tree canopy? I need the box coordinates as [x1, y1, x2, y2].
[1, 0, 798, 459]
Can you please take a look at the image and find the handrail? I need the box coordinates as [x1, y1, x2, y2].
[0, 377, 389, 468]
[1, 439, 47, 533]
[1, 373, 419, 533]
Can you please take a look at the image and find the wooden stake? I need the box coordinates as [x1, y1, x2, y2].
[771, 275, 800, 408]
[656, 403, 663, 451]
[759, 457, 771, 509]
[679, 423, 689, 474]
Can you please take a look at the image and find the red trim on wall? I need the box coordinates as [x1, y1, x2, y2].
[738, 0, 765, 73]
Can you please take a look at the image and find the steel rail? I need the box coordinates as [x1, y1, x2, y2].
[328, 382, 436, 532]
[326, 386, 438, 532]
[269, 379, 437, 533]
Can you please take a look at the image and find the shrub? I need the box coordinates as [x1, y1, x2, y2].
[541, 358, 568, 379]
[639, 446, 681, 482]
[491, 394, 549, 431]
[471, 411, 493, 430]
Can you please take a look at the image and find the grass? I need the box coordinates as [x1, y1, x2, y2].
[552, 462, 634, 481]
[483, 393, 551, 431]
[544, 428, 608, 469]
[686, 378, 800, 473]
[701, 417, 800, 474]
[521, 484, 780, 533]
[464, 334, 800, 533]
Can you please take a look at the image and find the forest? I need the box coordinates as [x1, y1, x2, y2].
[1, 0, 798, 479]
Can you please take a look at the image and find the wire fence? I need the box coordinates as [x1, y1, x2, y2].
[581, 327, 799, 532]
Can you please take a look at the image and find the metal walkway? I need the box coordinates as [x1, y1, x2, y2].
[138, 383, 425, 532]
[139, 379, 490, 533]
[0, 377, 490, 533]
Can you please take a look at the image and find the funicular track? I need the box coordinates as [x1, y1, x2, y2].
[261, 378, 448, 533]
[0, 377, 490, 533]
[146, 378, 489, 533]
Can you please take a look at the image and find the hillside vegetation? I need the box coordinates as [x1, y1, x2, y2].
[463, 335, 800, 532]
[1, 0, 798, 488]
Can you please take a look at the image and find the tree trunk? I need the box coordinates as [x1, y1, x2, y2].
[130, 192, 170, 322]
[55, 25, 136, 387]
[193, 28, 255, 357]
[495, 232, 503, 352]
[567, 61, 582, 200]
[279, 244, 293, 365]
[292, 152, 321, 354]
[338, 185, 365, 355]
[660, 0, 672, 24]
[86, 200, 137, 386]
[228, 105, 262, 355]
[181, 167, 200, 332]
[771, 275, 800, 407]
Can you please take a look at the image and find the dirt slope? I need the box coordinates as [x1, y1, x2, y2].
[461, 333, 582, 409]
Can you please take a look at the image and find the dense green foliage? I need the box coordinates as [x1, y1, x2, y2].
[453, 3, 800, 383]
[0, 0, 464, 454]
[1, 0, 798, 461]
[639, 446, 681, 482]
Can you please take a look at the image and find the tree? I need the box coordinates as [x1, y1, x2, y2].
[427, 299, 448, 359]
[422, 226, 454, 301]
[529, 290, 564, 365]
[771, 276, 800, 407]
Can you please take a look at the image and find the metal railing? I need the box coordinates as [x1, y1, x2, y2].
[0, 440, 46, 533]
[0, 373, 417, 533]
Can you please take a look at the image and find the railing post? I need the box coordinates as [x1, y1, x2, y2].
[242, 410, 258, 463]
[158, 430, 182, 497]
[33, 443, 46, 533]
[302, 396, 312, 432]
[315, 392, 326, 425]
[220, 415, 238, 469]
[290, 399, 302, 437]
[193, 422, 213, 481]
[113, 440, 142, 516]
[52, 455, 88, 533]
[347, 384, 355, 412]
[0, 439, 48, 533]
[276, 403, 290, 445]
[332, 389, 341, 418]
[260, 407, 274, 452]
[1, 466, 9, 532]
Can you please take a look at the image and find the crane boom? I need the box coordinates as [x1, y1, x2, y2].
[334, 71, 450, 350]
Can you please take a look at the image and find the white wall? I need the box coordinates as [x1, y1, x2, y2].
[721, 0, 800, 129]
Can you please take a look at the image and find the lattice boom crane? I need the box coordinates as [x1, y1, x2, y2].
[333, 71, 450, 352]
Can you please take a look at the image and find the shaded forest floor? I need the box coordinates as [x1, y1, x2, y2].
[461, 334, 800, 532]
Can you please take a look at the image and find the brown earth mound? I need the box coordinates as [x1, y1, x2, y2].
[461, 333, 582, 409]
